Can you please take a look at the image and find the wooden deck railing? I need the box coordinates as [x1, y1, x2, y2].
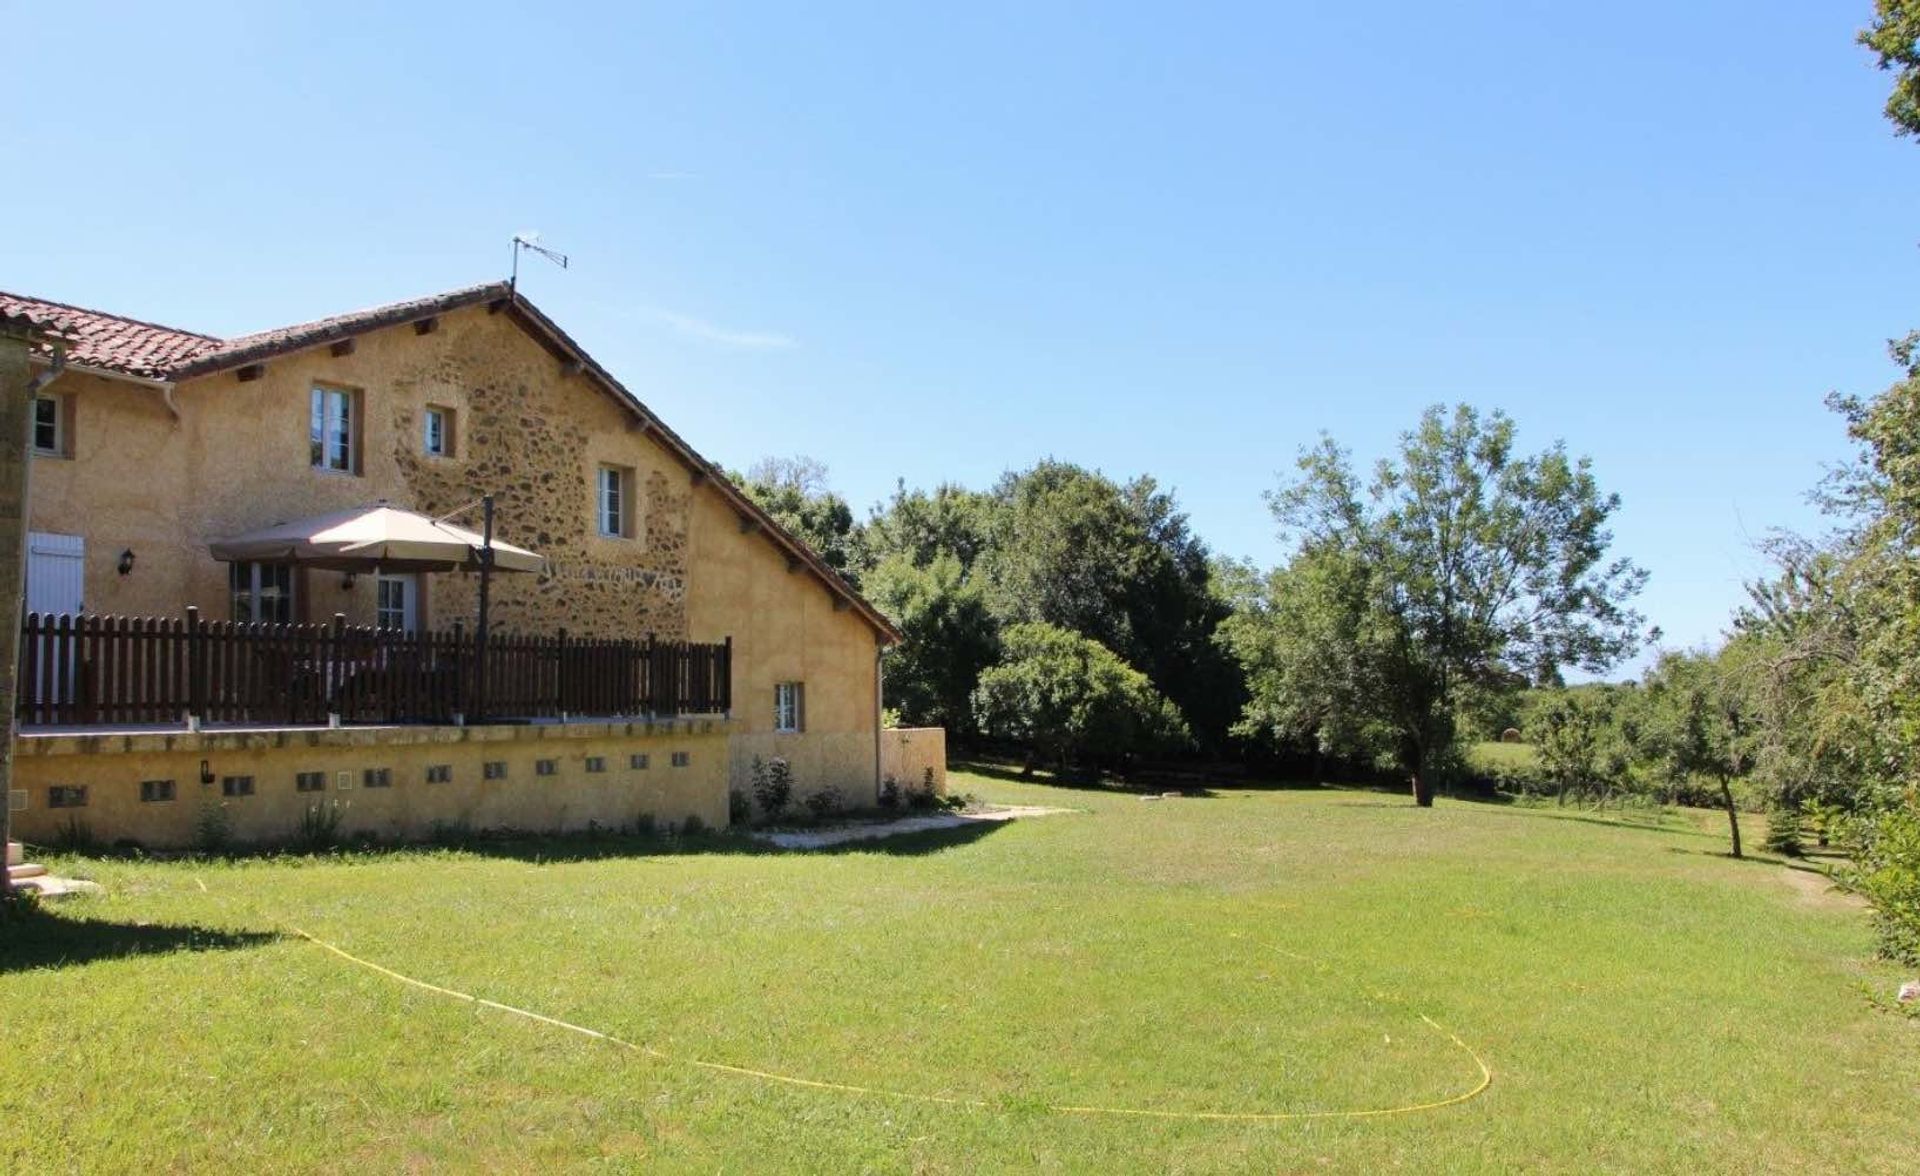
[16, 609, 732, 728]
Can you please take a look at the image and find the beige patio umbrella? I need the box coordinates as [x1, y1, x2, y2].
[208, 502, 544, 574]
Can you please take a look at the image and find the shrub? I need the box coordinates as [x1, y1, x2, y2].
[1839, 802, 1920, 965]
[879, 775, 901, 809]
[972, 622, 1191, 777]
[633, 813, 657, 838]
[751, 756, 794, 821]
[293, 799, 348, 852]
[53, 815, 98, 854]
[1764, 804, 1805, 857]
[680, 814, 707, 836]
[195, 802, 234, 855]
[429, 818, 473, 846]
[803, 786, 843, 820]
[728, 789, 752, 826]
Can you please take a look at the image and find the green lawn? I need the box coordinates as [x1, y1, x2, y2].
[5, 768, 1915, 1173]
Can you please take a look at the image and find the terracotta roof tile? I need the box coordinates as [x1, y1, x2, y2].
[0, 291, 218, 379]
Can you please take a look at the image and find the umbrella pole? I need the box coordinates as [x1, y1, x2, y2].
[474, 494, 494, 724]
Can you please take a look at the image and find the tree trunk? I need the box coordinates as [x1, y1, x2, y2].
[1718, 775, 1742, 859]
[1411, 771, 1435, 807]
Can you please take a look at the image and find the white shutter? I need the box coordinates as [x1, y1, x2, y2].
[26, 532, 85, 617]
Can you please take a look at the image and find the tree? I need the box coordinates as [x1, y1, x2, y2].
[1531, 687, 1634, 807]
[979, 461, 1242, 750]
[734, 455, 862, 582]
[861, 480, 995, 573]
[972, 622, 1190, 777]
[865, 553, 999, 737]
[1228, 404, 1648, 805]
[1637, 649, 1755, 858]
[1863, 1, 1920, 139]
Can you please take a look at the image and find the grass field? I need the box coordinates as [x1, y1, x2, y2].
[5, 767, 1915, 1172]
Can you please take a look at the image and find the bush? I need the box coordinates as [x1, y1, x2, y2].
[1764, 804, 1805, 857]
[750, 756, 794, 822]
[680, 814, 707, 836]
[633, 813, 657, 838]
[1840, 802, 1920, 965]
[971, 622, 1191, 778]
[195, 802, 234, 855]
[728, 789, 752, 826]
[803, 786, 843, 820]
[879, 775, 901, 809]
[293, 799, 348, 852]
[53, 815, 98, 854]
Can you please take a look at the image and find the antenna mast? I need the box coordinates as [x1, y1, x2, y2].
[508, 232, 570, 299]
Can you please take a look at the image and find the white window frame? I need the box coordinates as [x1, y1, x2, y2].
[774, 682, 804, 733]
[423, 406, 450, 457]
[310, 384, 357, 473]
[31, 394, 64, 457]
[231, 562, 295, 624]
[597, 466, 627, 538]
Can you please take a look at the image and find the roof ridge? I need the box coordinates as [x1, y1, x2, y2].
[0, 289, 221, 341]
[214, 281, 509, 349]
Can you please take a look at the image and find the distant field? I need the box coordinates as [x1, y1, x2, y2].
[4, 768, 1912, 1172]
[1465, 739, 1541, 776]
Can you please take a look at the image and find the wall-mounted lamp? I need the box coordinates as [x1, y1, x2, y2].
[341, 572, 357, 591]
[117, 549, 135, 576]
[199, 759, 215, 785]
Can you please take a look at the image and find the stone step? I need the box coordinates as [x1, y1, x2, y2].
[8, 862, 48, 881]
[13, 874, 101, 900]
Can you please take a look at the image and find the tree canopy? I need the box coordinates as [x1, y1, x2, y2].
[1223, 404, 1648, 804]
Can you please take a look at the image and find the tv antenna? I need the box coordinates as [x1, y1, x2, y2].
[508, 232, 569, 296]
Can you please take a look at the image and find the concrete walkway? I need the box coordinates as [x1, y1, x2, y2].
[749, 805, 1075, 850]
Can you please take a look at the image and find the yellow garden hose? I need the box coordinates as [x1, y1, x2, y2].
[283, 923, 1494, 1124]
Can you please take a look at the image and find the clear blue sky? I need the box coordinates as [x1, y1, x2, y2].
[7, 2, 1919, 672]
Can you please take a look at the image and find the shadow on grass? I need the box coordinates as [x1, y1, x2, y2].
[2, 909, 281, 974]
[1663, 845, 1840, 875]
[441, 817, 1013, 865]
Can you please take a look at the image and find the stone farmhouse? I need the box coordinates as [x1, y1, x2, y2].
[0, 282, 943, 848]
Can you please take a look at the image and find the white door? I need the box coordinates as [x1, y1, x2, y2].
[375, 573, 420, 634]
[27, 532, 85, 618]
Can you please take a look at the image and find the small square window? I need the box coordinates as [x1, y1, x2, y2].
[423, 406, 454, 457]
[426, 764, 452, 784]
[585, 756, 607, 774]
[362, 768, 392, 789]
[295, 771, 327, 793]
[671, 751, 691, 768]
[630, 753, 650, 770]
[484, 760, 507, 780]
[535, 758, 558, 777]
[140, 779, 176, 803]
[48, 784, 88, 809]
[32, 394, 65, 457]
[221, 776, 255, 798]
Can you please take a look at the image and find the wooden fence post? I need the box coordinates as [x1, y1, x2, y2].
[185, 606, 204, 728]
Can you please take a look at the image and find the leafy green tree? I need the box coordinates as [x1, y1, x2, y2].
[972, 622, 1191, 777]
[1863, 1, 1920, 138]
[1636, 650, 1756, 858]
[861, 480, 995, 573]
[980, 461, 1242, 749]
[865, 553, 999, 737]
[1227, 404, 1648, 805]
[1531, 687, 1634, 807]
[735, 455, 863, 582]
